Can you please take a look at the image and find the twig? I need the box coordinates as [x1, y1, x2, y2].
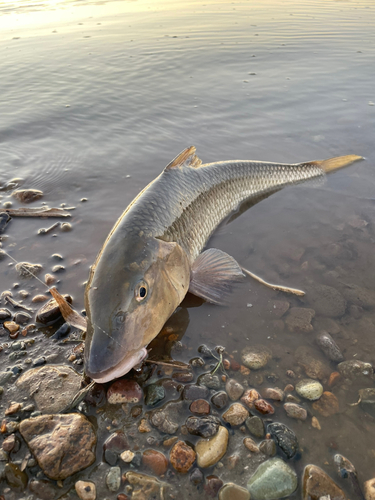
[144, 359, 190, 370]
[0, 207, 71, 218]
[4, 295, 34, 312]
[38, 222, 60, 235]
[242, 267, 305, 296]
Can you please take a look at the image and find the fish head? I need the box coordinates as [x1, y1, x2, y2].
[84, 236, 190, 383]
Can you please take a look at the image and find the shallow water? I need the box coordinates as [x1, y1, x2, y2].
[1, 0, 375, 498]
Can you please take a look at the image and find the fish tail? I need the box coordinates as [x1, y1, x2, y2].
[309, 154, 363, 173]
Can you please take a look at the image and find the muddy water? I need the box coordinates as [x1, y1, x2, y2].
[1, 0, 375, 498]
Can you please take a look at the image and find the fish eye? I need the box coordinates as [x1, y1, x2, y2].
[135, 281, 148, 302]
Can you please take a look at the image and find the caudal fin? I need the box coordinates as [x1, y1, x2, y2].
[311, 154, 363, 173]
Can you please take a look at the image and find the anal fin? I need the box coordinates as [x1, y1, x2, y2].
[189, 248, 244, 305]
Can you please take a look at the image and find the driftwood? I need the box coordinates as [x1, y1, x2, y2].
[0, 207, 71, 218]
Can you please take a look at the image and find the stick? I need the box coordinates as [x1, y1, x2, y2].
[144, 359, 190, 370]
[242, 267, 305, 296]
[0, 207, 71, 218]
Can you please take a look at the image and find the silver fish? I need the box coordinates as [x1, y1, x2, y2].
[84, 147, 362, 382]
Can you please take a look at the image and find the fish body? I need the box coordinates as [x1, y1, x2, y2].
[84, 147, 361, 383]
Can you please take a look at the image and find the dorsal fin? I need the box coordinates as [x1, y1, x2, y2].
[164, 146, 202, 171]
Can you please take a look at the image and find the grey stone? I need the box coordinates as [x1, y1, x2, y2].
[338, 360, 373, 380]
[198, 373, 221, 389]
[247, 458, 298, 500]
[267, 422, 298, 459]
[241, 345, 272, 370]
[211, 391, 228, 409]
[185, 415, 220, 438]
[226, 378, 245, 401]
[144, 384, 165, 406]
[316, 331, 344, 362]
[307, 284, 346, 318]
[106, 466, 121, 492]
[245, 416, 265, 438]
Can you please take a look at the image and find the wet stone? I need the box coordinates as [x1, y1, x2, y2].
[29, 479, 58, 500]
[0, 308, 11, 320]
[4, 462, 28, 493]
[302, 464, 346, 500]
[75, 480, 96, 500]
[103, 431, 129, 465]
[204, 475, 224, 498]
[150, 407, 179, 434]
[125, 471, 165, 499]
[35, 295, 72, 325]
[2, 434, 17, 452]
[12, 188, 43, 203]
[106, 466, 121, 492]
[15, 261, 43, 277]
[211, 391, 228, 409]
[186, 415, 220, 438]
[307, 284, 346, 318]
[259, 439, 276, 457]
[52, 264, 65, 273]
[142, 449, 168, 476]
[241, 388, 261, 409]
[338, 360, 373, 380]
[190, 467, 204, 484]
[341, 284, 375, 309]
[145, 383, 165, 406]
[138, 418, 152, 433]
[316, 331, 344, 362]
[223, 403, 249, 426]
[254, 399, 275, 415]
[245, 416, 265, 438]
[312, 391, 339, 417]
[170, 441, 196, 473]
[296, 379, 323, 401]
[296, 346, 331, 380]
[121, 449, 135, 463]
[19, 413, 96, 480]
[261, 387, 284, 401]
[13, 311, 31, 324]
[3, 321, 19, 334]
[183, 384, 209, 401]
[190, 356, 205, 368]
[219, 482, 250, 500]
[107, 379, 143, 404]
[359, 388, 375, 417]
[226, 378, 245, 401]
[247, 457, 298, 500]
[244, 437, 260, 453]
[198, 373, 221, 389]
[241, 345, 272, 370]
[190, 399, 210, 415]
[364, 478, 375, 500]
[267, 422, 298, 459]
[172, 371, 194, 382]
[284, 402, 307, 420]
[196, 426, 229, 468]
[286, 307, 315, 333]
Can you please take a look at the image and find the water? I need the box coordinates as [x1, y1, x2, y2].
[0, 0, 375, 498]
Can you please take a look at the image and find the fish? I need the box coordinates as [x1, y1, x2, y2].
[83, 146, 362, 383]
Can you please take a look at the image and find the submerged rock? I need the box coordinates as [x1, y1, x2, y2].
[145, 383, 165, 406]
[222, 403, 249, 426]
[226, 378, 245, 400]
[219, 482, 250, 500]
[107, 379, 143, 404]
[75, 480, 96, 500]
[338, 360, 373, 380]
[307, 284, 346, 318]
[241, 345, 272, 370]
[15, 261, 43, 277]
[204, 475, 224, 497]
[245, 415, 265, 438]
[190, 399, 210, 415]
[198, 373, 221, 389]
[103, 431, 129, 465]
[316, 332, 344, 362]
[186, 415, 220, 438]
[247, 457, 298, 500]
[196, 426, 229, 468]
[106, 466, 121, 492]
[296, 379, 323, 401]
[284, 402, 307, 420]
[302, 464, 346, 500]
[312, 391, 339, 417]
[285, 307, 315, 333]
[170, 440, 196, 473]
[211, 391, 229, 409]
[19, 413, 96, 480]
[12, 188, 43, 203]
[359, 388, 375, 417]
[364, 478, 375, 500]
[142, 449, 168, 476]
[295, 346, 331, 380]
[267, 422, 298, 459]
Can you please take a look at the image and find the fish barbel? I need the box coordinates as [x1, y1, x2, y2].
[84, 147, 362, 382]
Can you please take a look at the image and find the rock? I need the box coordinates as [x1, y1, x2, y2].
[3, 321, 19, 334]
[190, 399, 210, 415]
[241, 388, 261, 409]
[121, 450, 135, 463]
[307, 284, 346, 318]
[190, 468, 204, 484]
[359, 388, 375, 417]
[138, 418, 152, 433]
[4, 462, 28, 492]
[145, 383, 165, 406]
[285, 307, 315, 333]
[142, 449, 168, 476]
[261, 387, 284, 401]
[226, 378, 245, 401]
[259, 439, 276, 457]
[211, 391, 228, 409]
[52, 264, 65, 273]
[14, 311, 31, 324]
[268, 300, 290, 318]
[312, 391, 339, 417]
[35, 295, 72, 324]
[45, 273, 57, 286]
[186, 415, 221, 438]
[219, 482, 251, 500]
[103, 431, 129, 465]
[196, 426, 229, 468]
[341, 284, 375, 309]
[183, 384, 209, 401]
[316, 332, 344, 362]
[198, 373, 221, 389]
[0, 308, 11, 320]
[295, 346, 331, 380]
[16, 365, 82, 414]
[170, 441, 196, 473]
[338, 360, 373, 380]
[254, 399, 275, 415]
[267, 422, 298, 459]
[284, 403, 307, 420]
[125, 471, 165, 499]
[2, 434, 17, 452]
[12, 189, 43, 203]
[302, 464, 346, 500]
[296, 379, 323, 401]
[32, 294, 49, 303]
[245, 416, 265, 438]
[29, 479, 58, 500]
[106, 466, 121, 492]
[328, 371, 341, 387]
[107, 379, 143, 404]
[75, 480, 96, 500]
[19, 413, 96, 480]
[15, 261, 43, 277]
[150, 406, 179, 434]
[5, 402, 22, 415]
[222, 403, 249, 426]
[204, 475, 224, 497]
[364, 478, 375, 500]
[247, 457, 298, 500]
[172, 370, 194, 382]
[241, 345, 272, 370]
[243, 437, 260, 453]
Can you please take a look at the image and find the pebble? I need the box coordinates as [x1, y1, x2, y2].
[247, 458, 298, 500]
[4, 463, 28, 493]
[172, 371, 194, 382]
[107, 379, 143, 404]
[311, 416, 321, 430]
[285, 307, 315, 333]
[32, 294, 49, 303]
[198, 373, 221, 389]
[190, 468, 204, 484]
[52, 265, 65, 273]
[142, 449, 168, 476]
[183, 384, 209, 401]
[13, 311, 31, 324]
[145, 383, 165, 406]
[15, 261, 43, 277]
[61, 222, 72, 232]
[190, 399, 210, 415]
[243, 437, 260, 453]
[121, 450, 135, 463]
[261, 387, 284, 401]
[341, 284, 375, 309]
[196, 426, 229, 468]
[254, 399, 275, 415]
[364, 478, 375, 500]
[284, 402, 307, 420]
[259, 439, 276, 457]
[45, 273, 57, 286]
[307, 284, 346, 318]
[5, 402, 22, 415]
[241, 388, 261, 409]
[267, 422, 298, 459]
[2, 434, 17, 452]
[35, 295, 72, 324]
[3, 321, 19, 335]
[211, 391, 228, 409]
[125, 471, 164, 499]
[245, 416, 265, 438]
[295, 346, 331, 380]
[316, 331, 344, 362]
[222, 403, 249, 426]
[204, 475, 224, 497]
[103, 431, 129, 465]
[312, 391, 339, 417]
[75, 480, 96, 500]
[226, 378, 245, 401]
[106, 466, 121, 492]
[302, 464, 346, 500]
[328, 371, 341, 387]
[169, 441, 196, 473]
[19, 413, 96, 480]
[241, 345, 272, 369]
[149, 408, 179, 434]
[219, 482, 250, 500]
[185, 415, 220, 438]
[0, 308, 11, 320]
[12, 188, 43, 203]
[296, 379, 323, 401]
[338, 360, 373, 380]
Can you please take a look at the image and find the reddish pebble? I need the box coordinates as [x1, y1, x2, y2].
[312, 391, 339, 417]
[117, 495, 130, 500]
[284, 384, 294, 393]
[190, 399, 210, 415]
[170, 441, 196, 473]
[328, 372, 341, 388]
[223, 358, 231, 370]
[231, 360, 241, 371]
[254, 399, 275, 415]
[172, 371, 194, 383]
[204, 475, 224, 498]
[107, 379, 143, 404]
[142, 449, 168, 476]
[241, 389, 260, 409]
[240, 365, 250, 375]
[261, 387, 285, 401]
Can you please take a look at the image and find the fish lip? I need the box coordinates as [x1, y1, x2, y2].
[85, 347, 148, 383]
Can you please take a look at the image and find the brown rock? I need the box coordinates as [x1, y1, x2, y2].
[19, 413, 96, 480]
[204, 475, 224, 497]
[5, 402, 22, 415]
[32, 294, 49, 303]
[12, 189, 43, 203]
[190, 399, 210, 415]
[138, 418, 152, 433]
[35, 295, 72, 325]
[107, 379, 143, 404]
[241, 389, 260, 409]
[163, 436, 178, 448]
[261, 387, 285, 401]
[169, 441, 196, 473]
[311, 417, 321, 430]
[103, 431, 129, 465]
[268, 300, 290, 318]
[2, 433, 17, 452]
[172, 371, 194, 382]
[142, 449, 168, 476]
[296, 346, 331, 381]
[254, 399, 275, 415]
[29, 479, 58, 500]
[312, 392, 339, 417]
[243, 437, 260, 453]
[364, 478, 375, 500]
[303, 464, 346, 500]
[45, 274, 57, 286]
[328, 372, 341, 388]
[75, 480, 96, 500]
[286, 307, 315, 333]
[3, 321, 19, 335]
[284, 402, 307, 420]
[222, 403, 249, 426]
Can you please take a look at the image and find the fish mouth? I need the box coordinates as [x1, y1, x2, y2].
[86, 347, 148, 383]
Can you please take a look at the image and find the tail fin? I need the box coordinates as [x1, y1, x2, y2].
[310, 154, 363, 173]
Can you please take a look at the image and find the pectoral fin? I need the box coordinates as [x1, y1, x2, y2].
[189, 248, 244, 305]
